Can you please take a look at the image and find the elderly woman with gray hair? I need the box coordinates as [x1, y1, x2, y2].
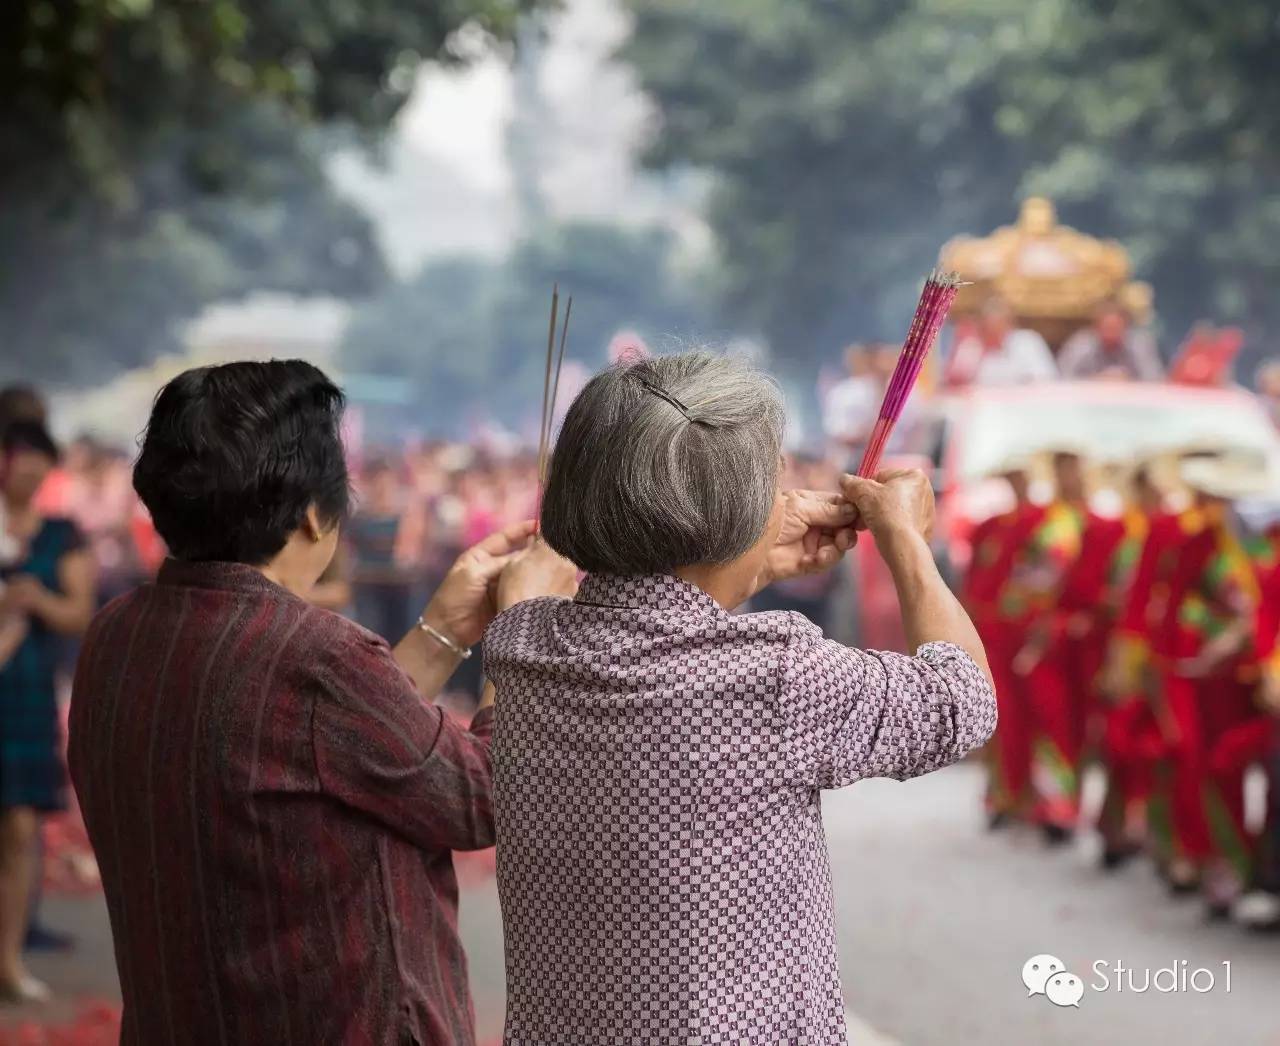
[485, 352, 996, 1044]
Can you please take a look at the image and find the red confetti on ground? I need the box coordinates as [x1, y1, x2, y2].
[0, 1006, 506, 1046]
[0, 1002, 121, 1046]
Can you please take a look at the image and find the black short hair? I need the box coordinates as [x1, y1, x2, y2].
[0, 385, 48, 432]
[2, 420, 60, 462]
[134, 360, 350, 564]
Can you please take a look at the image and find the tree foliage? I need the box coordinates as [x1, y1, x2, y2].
[341, 220, 711, 436]
[623, 0, 1280, 371]
[1, 0, 536, 382]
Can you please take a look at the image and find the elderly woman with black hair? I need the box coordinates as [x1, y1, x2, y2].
[485, 352, 997, 1044]
[67, 360, 575, 1045]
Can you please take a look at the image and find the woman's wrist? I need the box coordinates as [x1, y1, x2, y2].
[417, 605, 470, 659]
[876, 522, 940, 596]
[391, 605, 468, 700]
[871, 518, 928, 553]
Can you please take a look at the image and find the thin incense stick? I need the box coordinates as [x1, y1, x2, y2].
[537, 285, 559, 490]
[536, 287, 573, 526]
[547, 296, 572, 469]
[856, 269, 963, 479]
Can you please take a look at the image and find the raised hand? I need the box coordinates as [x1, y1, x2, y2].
[758, 489, 858, 590]
[497, 537, 579, 611]
[420, 519, 539, 648]
[839, 468, 935, 542]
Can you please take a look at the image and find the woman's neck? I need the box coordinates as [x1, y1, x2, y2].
[255, 560, 311, 597]
[254, 530, 330, 598]
[674, 563, 751, 611]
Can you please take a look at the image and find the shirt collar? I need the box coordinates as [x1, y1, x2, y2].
[157, 558, 299, 601]
[574, 573, 723, 617]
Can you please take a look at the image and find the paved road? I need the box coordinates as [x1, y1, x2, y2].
[823, 765, 1276, 1046]
[12, 764, 1279, 1044]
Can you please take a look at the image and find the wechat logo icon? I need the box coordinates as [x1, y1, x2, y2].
[1022, 954, 1084, 1008]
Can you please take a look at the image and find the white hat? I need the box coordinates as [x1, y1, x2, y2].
[984, 453, 1032, 478]
[1031, 441, 1090, 460]
[1178, 455, 1274, 501]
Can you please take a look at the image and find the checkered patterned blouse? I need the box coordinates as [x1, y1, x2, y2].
[485, 573, 996, 1044]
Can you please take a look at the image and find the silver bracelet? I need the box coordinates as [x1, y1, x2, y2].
[416, 617, 472, 660]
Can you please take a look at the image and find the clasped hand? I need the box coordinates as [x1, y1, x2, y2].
[419, 520, 578, 649]
[762, 468, 935, 588]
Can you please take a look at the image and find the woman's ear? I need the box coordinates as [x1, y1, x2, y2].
[302, 504, 325, 543]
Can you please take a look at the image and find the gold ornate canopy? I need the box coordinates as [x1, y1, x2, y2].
[939, 197, 1153, 348]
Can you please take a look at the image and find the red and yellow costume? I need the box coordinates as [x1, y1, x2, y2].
[1091, 505, 1161, 853]
[1106, 506, 1197, 861]
[1156, 504, 1259, 891]
[1051, 507, 1130, 828]
[965, 502, 1045, 819]
[1012, 501, 1085, 829]
[1200, 526, 1280, 899]
[968, 499, 1083, 824]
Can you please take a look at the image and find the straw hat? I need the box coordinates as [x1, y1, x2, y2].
[1178, 454, 1274, 501]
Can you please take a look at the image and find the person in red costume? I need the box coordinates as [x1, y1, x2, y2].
[1044, 454, 1132, 849]
[1093, 460, 1170, 868]
[964, 457, 1044, 828]
[1156, 455, 1266, 913]
[1008, 450, 1087, 842]
[1234, 513, 1280, 930]
[1102, 451, 1221, 882]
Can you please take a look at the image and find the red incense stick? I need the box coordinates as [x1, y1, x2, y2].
[856, 270, 963, 478]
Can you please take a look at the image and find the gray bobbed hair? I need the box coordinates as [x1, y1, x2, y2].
[541, 352, 785, 575]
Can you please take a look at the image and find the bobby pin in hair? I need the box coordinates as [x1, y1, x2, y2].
[637, 379, 706, 425]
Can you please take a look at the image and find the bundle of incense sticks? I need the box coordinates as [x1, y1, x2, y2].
[536, 285, 573, 516]
[856, 269, 963, 479]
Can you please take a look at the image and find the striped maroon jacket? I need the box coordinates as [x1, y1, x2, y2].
[68, 559, 495, 1046]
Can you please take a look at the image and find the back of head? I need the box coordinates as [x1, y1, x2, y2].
[133, 360, 350, 564]
[1, 419, 60, 509]
[0, 384, 48, 433]
[541, 352, 785, 575]
[2, 419, 59, 462]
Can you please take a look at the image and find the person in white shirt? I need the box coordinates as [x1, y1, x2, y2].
[947, 296, 1059, 387]
[822, 343, 880, 465]
[1256, 359, 1280, 431]
[1058, 300, 1164, 382]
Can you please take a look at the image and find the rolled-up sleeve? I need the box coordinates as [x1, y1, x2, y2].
[781, 616, 997, 789]
[312, 630, 496, 852]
